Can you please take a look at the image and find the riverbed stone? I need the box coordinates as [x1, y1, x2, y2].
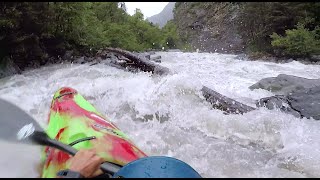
[253, 74, 320, 120]
[249, 74, 320, 95]
[256, 95, 301, 118]
[287, 86, 320, 120]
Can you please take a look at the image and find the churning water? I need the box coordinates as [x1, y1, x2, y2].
[0, 52, 320, 177]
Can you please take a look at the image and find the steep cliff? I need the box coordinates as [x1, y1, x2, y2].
[173, 2, 244, 53]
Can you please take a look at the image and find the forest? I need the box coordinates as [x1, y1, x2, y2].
[238, 2, 320, 58]
[0, 2, 182, 71]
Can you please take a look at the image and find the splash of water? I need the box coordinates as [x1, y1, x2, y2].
[0, 52, 320, 177]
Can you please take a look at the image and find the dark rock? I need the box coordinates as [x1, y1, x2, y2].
[249, 74, 320, 96]
[287, 86, 320, 120]
[256, 95, 301, 118]
[256, 84, 320, 120]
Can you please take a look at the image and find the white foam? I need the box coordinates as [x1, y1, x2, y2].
[1, 52, 320, 177]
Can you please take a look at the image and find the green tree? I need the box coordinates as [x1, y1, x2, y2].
[270, 23, 320, 58]
[133, 8, 144, 21]
[0, 2, 184, 71]
[238, 2, 320, 54]
[161, 20, 181, 49]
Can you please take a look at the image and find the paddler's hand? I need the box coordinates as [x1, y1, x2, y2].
[69, 149, 104, 178]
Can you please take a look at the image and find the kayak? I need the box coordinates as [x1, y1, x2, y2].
[40, 87, 147, 178]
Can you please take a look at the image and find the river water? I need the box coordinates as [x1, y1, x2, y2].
[0, 52, 320, 177]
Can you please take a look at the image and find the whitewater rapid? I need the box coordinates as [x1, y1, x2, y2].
[0, 52, 320, 177]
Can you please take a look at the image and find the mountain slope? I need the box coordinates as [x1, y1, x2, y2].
[147, 2, 175, 28]
[173, 2, 244, 53]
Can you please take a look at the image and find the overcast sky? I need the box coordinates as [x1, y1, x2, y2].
[125, 2, 169, 19]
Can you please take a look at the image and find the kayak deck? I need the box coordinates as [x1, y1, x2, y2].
[41, 87, 147, 178]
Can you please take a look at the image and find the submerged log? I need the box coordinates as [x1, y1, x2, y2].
[103, 47, 170, 76]
[201, 86, 256, 114]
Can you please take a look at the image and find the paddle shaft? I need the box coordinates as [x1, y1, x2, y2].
[38, 133, 121, 175]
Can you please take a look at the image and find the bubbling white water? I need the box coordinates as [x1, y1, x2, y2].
[0, 52, 320, 177]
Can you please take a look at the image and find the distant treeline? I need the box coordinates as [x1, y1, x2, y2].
[0, 2, 183, 70]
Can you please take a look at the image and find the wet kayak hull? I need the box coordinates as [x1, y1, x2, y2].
[40, 87, 147, 178]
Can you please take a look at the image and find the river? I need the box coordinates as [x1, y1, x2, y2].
[0, 52, 320, 177]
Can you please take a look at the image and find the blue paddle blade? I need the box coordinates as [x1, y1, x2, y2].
[113, 156, 202, 178]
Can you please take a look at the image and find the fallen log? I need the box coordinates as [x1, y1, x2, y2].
[103, 47, 170, 76]
[201, 86, 256, 114]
